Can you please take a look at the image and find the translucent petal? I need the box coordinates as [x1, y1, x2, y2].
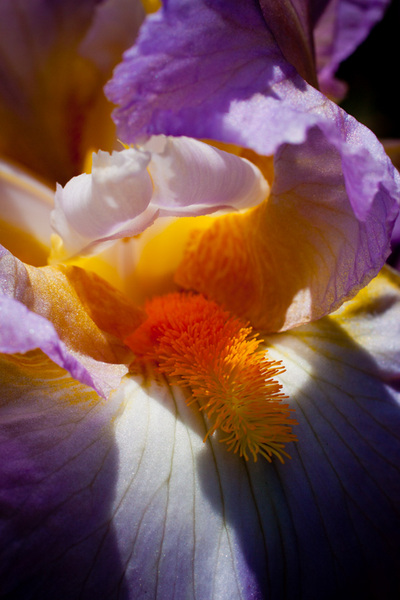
[0, 245, 143, 397]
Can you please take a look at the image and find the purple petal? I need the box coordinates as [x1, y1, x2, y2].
[0, 295, 101, 393]
[1, 269, 400, 598]
[314, 0, 391, 98]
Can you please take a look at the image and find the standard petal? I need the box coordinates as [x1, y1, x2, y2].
[1, 269, 400, 599]
[0, 0, 143, 183]
[51, 138, 268, 259]
[107, 0, 398, 217]
[0, 245, 143, 397]
[314, 0, 391, 98]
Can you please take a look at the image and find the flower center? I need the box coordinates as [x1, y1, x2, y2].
[125, 292, 297, 462]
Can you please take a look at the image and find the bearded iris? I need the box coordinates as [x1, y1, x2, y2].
[1, 1, 400, 600]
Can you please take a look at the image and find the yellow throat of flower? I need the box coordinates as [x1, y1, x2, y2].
[125, 292, 297, 462]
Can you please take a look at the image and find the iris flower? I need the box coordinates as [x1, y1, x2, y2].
[1, 1, 400, 599]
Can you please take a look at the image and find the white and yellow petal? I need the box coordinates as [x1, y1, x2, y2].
[1, 269, 399, 599]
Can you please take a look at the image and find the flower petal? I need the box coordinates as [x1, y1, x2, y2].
[107, 0, 398, 216]
[0, 0, 143, 183]
[52, 147, 155, 258]
[175, 126, 399, 331]
[314, 0, 391, 98]
[0, 296, 103, 394]
[52, 138, 268, 259]
[257, 0, 321, 86]
[0, 159, 53, 265]
[147, 136, 268, 214]
[0, 353, 129, 597]
[0, 245, 143, 397]
[106, 0, 400, 328]
[1, 269, 400, 599]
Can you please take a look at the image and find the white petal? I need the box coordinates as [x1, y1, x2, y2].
[147, 135, 269, 214]
[51, 137, 268, 259]
[52, 148, 155, 257]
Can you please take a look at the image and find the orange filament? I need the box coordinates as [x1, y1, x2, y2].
[125, 292, 297, 462]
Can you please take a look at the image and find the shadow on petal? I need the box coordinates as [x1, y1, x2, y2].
[0, 352, 130, 599]
[196, 316, 400, 600]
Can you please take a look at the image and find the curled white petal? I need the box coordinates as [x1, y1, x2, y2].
[51, 136, 269, 259]
[52, 148, 155, 257]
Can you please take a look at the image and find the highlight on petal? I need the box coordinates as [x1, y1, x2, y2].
[2, 269, 399, 599]
[0, 0, 144, 183]
[0, 159, 53, 265]
[51, 136, 268, 259]
[314, 0, 391, 98]
[146, 136, 269, 214]
[0, 245, 143, 397]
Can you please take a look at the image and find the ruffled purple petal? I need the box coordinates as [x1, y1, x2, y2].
[314, 0, 391, 98]
[1, 269, 400, 599]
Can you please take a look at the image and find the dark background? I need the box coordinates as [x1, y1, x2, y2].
[338, 0, 400, 139]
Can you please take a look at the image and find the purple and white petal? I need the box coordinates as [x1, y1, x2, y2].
[0, 296, 103, 394]
[107, 0, 398, 217]
[1, 269, 400, 599]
